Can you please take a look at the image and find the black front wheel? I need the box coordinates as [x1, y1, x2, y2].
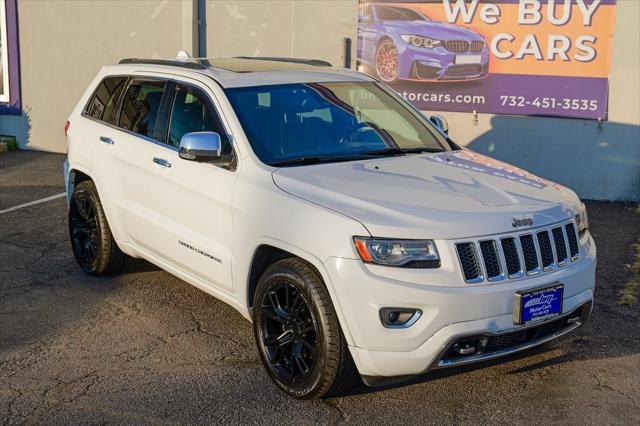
[252, 258, 359, 399]
[69, 180, 125, 275]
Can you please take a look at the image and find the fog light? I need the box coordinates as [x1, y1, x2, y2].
[379, 308, 422, 328]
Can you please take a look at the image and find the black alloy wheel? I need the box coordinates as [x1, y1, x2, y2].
[252, 258, 359, 399]
[69, 196, 99, 267]
[68, 180, 125, 275]
[258, 282, 318, 383]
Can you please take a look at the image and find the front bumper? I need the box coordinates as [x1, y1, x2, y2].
[324, 233, 596, 378]
[397, 44, 490, 81]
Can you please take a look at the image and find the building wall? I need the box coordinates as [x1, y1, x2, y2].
[1, 0, 196, 153]
[206, 0, 358, 67]
[0, 0, 637, 201]
[443, 0, 640, 201]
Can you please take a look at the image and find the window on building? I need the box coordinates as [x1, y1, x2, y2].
[118, 79, 166, 139]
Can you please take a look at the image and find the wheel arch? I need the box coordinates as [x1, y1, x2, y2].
[243, 240, 355, 346]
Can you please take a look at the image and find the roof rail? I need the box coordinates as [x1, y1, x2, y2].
[234, 56, 333, 67]
[118, 58, 208, 70]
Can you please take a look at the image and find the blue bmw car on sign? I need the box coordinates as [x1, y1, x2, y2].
[357, 4, 490, 83]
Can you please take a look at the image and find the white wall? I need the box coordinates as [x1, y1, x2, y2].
[1, 0, 196, 153]
[206, 0, 358, 68]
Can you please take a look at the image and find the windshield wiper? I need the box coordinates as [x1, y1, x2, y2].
[270, 153, 388, 167]
[357, 146, 443, 157]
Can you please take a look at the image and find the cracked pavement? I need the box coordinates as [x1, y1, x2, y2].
[1, 151, 639, 424]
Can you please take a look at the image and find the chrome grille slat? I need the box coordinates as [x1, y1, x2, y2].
[479, 240, 503, 281]
[457, 220, 581, 284]
[537, 230, 555, 270]
[552, 226, 568, 265]
[565, 223, 580, 259]
[456, 242, 483, 283]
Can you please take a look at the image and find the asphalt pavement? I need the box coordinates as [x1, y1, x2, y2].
[1, 151, 639, 424]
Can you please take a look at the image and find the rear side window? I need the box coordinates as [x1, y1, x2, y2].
[167, 84, 229, 151]
[118, 79, 166, 139]
[84, 76, 128, 124]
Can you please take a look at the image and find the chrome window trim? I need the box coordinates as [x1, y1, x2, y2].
[80, 72, 240, 172]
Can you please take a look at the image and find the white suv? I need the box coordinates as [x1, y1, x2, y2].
[64, 56, 596, 399]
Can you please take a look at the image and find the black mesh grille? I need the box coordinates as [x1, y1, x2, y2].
[519, 234, 539, 272]
[445, 64, 483, 77]
[479, 241, 501, 279]
[552, 227, 568, 263]
[537, 231, 554, 268]
[501, 238, 521, 276]
[456, 243, 481, 281]
[445, 40, 469, 53]
[565, 223, 579, 258]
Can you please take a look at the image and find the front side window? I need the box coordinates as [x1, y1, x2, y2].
[118, 79, 166, 139]
[84, 76, 128, 124]
[167, 84, 229, 150]
[225, 82, 448, 166]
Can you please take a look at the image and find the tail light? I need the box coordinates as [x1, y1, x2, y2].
[64, 120, 70, 137]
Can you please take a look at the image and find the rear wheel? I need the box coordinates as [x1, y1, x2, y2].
[252, 258, 358, 399]
[69, 180, 125, 275]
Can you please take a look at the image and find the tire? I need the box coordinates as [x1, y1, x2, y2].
[68, 180, 126, 275]
[374, 38, 400, 84]
[252, 258, 359, 399]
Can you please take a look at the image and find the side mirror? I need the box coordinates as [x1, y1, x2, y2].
[429, 115, 449, 135]
[178, 132, 223, 162]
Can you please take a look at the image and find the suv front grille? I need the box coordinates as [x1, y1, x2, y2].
[456, 220, 580, 284]
[456, 243, 483, 282]
[537, 231, 555, 269]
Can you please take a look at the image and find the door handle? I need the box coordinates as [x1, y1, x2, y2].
[153, 157, 172, 168]
[99, 136, 114, 145]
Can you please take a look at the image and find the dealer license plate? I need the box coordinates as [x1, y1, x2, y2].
[514, 283, 564, 325]
[455, 55, 481, 65]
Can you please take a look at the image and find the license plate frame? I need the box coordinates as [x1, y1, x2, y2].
[513, 282, 564, 325]
[455, 55, 481, 65]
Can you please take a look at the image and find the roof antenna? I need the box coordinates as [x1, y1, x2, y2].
[176, 50, 192, 60]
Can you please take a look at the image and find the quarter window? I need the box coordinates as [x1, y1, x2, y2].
[167, 84, 229, 150]
[84, 76, 128, 124]
[118, 79, 166, 139]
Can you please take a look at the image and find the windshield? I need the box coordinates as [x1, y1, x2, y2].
[225, 82, 449, 166]
[376, 6, 429, 22]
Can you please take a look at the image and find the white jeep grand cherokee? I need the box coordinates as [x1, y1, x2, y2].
[64, 56, 596, 399]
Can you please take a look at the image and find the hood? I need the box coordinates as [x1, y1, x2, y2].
[272, 151, 581, 240]
[382, 20, 483, 41]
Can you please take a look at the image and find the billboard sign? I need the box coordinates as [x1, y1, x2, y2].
[356, 0, 616, 119]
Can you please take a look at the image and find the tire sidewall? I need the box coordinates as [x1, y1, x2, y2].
[68, 183, 103, 274]
[252, 264, 332, 398]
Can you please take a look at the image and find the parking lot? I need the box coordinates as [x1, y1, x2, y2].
[1, 150, 639, 424]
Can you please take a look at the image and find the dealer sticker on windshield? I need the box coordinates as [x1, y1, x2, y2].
[513, 283, 564, 325]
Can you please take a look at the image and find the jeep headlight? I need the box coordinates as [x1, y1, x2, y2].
[575, 202, 589, 237]
[354, 237, 440, 268]
[400, 34, 441, 49]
